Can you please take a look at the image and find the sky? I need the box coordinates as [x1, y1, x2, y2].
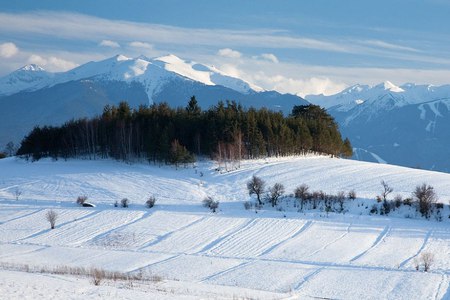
[1, 0, 450, 96]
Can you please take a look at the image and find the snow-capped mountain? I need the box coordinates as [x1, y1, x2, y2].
[0, 64, 54, 95]
[0, 54, 307, 149]
[307, 82, 450, 172]
[0, 54, 262, 98]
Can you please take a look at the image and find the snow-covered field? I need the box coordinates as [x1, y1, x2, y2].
[0, 156, 449, 299]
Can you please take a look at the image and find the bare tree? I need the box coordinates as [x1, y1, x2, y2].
[13, 187, 22, 201]
[46, 210, 58, 229]
[380, 180, 393, 201]
[294, 184, 310, 210]
[268, 183, 285, 207]
[5, 141, 17, 156]
[421, 252, 435, 272]
[247, 175, 265, 205]
[414, 183, 437, 219]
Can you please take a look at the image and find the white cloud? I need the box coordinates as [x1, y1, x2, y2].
[129, 41, 154, 49]
[259, 53, 279, 63]
[0, 42, 19, 58]
[99, 40, 120, 48]
[28, 54, 47, 66]
[361, 40, 419, 52]
[28, 54, 78, 71]
[250, 72, 345, 97]
[217, 48, 242, 59]
[1, 11, 448, 68]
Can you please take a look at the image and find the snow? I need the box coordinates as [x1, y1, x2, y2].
[0, 155, 449, 299]
[0, 54, 263, 98]
[306, 81, 450, 111]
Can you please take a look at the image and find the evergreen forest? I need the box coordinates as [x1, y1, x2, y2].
[17, 97, 353, 164]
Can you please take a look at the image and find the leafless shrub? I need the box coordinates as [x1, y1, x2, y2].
[403, 197, 413, 206]
[121, 198, 129, 208]
[394, 194, 403, 208]
[347, 189, 356, 200]
[413, 257, 420, 271]
[76, 195, 88, 205]
[13, 187, 22, 201]
[421, 252, 435, 272]
[294, 184, 310, 210]
[91, 267, 105, 285]
[202, 196, 219, 212]
[243, 201, 253, 210]
[46, 210, 58, 229]
[202, 196, 213, 208]
[336, 191, 346, 212]
[146, 196, 156, 208]
[414, 183, 437, 219]
[0, 262, 162, 284]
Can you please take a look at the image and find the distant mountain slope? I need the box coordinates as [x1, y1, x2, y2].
[307, 82, 450, 172]
[0, 54, 308, 148]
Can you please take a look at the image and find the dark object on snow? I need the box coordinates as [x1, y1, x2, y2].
[82, 202, 96, 207]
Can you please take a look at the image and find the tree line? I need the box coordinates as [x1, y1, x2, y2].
[17, 97, 353, 163]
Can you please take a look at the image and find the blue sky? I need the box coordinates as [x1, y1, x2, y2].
[1, 0, 450, 95]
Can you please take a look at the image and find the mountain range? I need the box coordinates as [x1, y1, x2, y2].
[0, 54, 307, 149]
[2, 54, 450, 172]
[306, 81, 450, 172]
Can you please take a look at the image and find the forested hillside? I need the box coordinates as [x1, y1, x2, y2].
[17, 97, 352, 163]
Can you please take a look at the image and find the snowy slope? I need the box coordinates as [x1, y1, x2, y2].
[0, 156, 449, 299]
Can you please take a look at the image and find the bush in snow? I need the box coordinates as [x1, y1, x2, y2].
[13, 187, 22, 201]
[91, 268, 105, 286]
[294, 184, 310, 211]
[336, 191, 346, 212]
[414, 183, 437, 219]
[76, 195, 88, 205]
[46, 209, 58, 229]
[121, 198, 129, 208]
[403, 197, 413, 206]
[347, 189, 356, 200]
[202, 196, 219, 213]
[394, 194, 403, 208]
[414, 252, 435, 272]
[146, 196, 156, 208]
[243, 201, 253, 210]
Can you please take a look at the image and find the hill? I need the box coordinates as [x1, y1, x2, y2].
[0, 156, 449, 299]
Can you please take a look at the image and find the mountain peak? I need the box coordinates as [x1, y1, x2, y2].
[18, 64, 46, 72]
[114, 54, 130, 62]
[375, 81, 404, 93]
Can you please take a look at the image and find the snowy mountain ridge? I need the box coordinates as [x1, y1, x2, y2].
[306, 81, 450, 112]
[319, 81, 450, 172]
[0, 54, 263, 99]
